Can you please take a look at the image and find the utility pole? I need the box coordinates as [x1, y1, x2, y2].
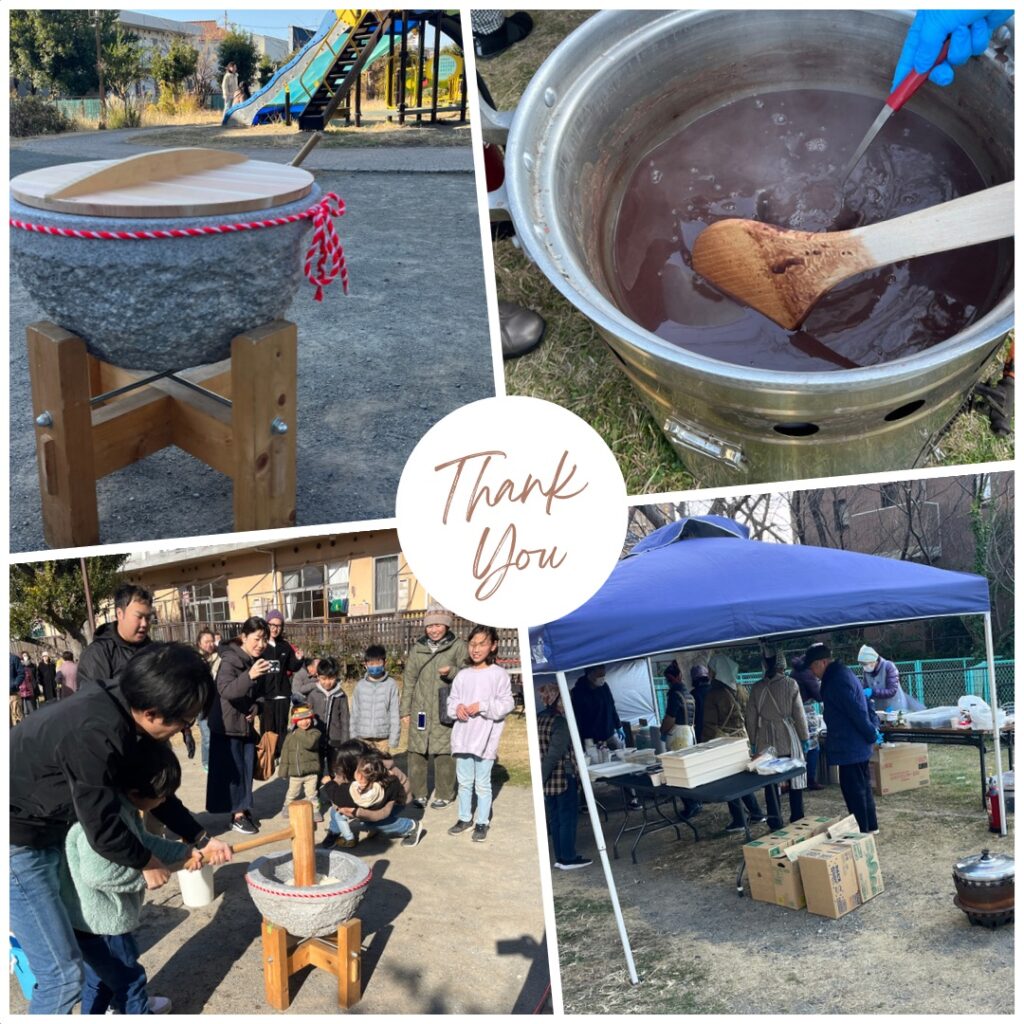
[95, 10, 107, 129]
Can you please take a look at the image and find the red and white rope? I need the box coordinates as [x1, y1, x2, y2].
[10, 192, 349, 302]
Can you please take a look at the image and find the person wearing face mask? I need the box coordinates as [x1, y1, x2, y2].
[401, 605, 468, 809]
[351, 644, 401, 755]
[857, 644, 921, 713]
[569, 664, 622, 748]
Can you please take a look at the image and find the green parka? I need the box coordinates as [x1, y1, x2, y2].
[401, 631, 468, 755]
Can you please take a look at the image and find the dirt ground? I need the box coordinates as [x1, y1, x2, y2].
[9, 719, 550, 1015]
[550, 745, 1014, 1014]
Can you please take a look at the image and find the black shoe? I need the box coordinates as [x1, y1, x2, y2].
[320, 831, 339, 849]
[556, 856, 592, 870]
[448, 819, 473, 836]
[401, 821, 424, 847]
[749, 815, 767, 824]
[231, 816, 258, 835]
[627, 798, 642, 810]
[472, 823, 489, 842]
[724, 822, 747, 834]
[412, 798, 427, 809]
[474, 12, 533, 60]
[430, 799, 451, 810]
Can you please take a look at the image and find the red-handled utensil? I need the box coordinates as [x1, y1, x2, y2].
[840, 37, 952, 183]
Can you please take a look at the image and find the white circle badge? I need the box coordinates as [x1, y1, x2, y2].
[396, 396, 627, 627]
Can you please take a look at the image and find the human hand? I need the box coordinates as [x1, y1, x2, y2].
[456, 703, 470, 721]
[339, 806, 356, 817]
[892, 10, 1012, 89]
[201, 837, 233, 865]
[439, 665, 451, 677]
[142, 858, 171, 890]
[294, 647, 304, 660]
[322, 774, 332, 784]
[184, 850, 205, 871]
[875, 730, 885, 746]
[801, 739, 811, 753]
[401, 715, 410, 725]
[863, 687, 873, 699]
[250, 658, 271, 679]
[466, 702, 481, 716]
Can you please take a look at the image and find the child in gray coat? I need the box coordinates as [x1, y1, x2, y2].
[350, 645, 401, 753]
[60, 738, 201, 1014]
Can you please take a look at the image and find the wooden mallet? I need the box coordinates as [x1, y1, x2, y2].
[229, 801, 316, 886]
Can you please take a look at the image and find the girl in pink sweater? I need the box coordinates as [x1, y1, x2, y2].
[446, 626, 514, 843]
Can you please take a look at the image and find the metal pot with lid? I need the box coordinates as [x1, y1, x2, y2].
[10, 148, 343, 371]
[486, 9, 1014, 485]
[953, 848, 1014, 926]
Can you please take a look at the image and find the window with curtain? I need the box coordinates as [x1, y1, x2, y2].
[374, 555, 399, 612]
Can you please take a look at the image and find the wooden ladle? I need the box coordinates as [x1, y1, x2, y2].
[691, 181, 1014, 329]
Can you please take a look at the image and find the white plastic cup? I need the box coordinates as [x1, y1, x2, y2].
[176, 864, 215, 908]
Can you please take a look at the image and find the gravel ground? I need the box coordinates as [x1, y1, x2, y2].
[9, 129, 490, 551]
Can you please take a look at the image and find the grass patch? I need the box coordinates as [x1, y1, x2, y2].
[489, 11, 1013, 490]
[554, 893, 725, 1014]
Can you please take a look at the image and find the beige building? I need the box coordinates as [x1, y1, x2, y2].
[118, 530, 429, 628]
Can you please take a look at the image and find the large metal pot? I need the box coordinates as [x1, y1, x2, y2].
[953, 848, 1014, 912]
[488, 10, 1014, 485]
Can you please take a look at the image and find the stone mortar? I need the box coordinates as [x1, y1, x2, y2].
[245, 849, 371, 937]
[10, 184, 322, 371]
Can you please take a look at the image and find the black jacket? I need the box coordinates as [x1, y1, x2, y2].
[9, 680, 202, 867]
[78, 622, 151, 689]
[208, 642, 260, 739]
[10, 653, 25, 694]
[37, 659, 58, 697]
[259, 636, 302, 701]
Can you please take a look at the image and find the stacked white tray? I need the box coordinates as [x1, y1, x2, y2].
[657, 737, 750, 788]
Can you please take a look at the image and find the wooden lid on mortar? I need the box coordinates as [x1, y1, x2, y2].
[11, 147, 314, 218]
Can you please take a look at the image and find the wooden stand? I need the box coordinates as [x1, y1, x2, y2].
[261, 917, 362, 1010]
[236, 802, 363, 1010]
[27, 319, 297, 548]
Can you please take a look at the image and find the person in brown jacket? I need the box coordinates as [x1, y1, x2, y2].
[704, 653, 765, 832]
[746, 648, 810, 829]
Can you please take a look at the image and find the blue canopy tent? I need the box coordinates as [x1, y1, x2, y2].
[529, 516, 1005, 983]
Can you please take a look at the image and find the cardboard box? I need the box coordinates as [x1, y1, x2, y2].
[744, 829, 834, 909]
[798, 842, 863, 918]
[831, 833, 885, 902]
[870, 743, 930, 795]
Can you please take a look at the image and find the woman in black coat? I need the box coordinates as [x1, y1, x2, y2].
[260, 609, 304, 756]
[206, 618, 271, 835]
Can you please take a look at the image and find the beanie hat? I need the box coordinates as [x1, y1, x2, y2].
[266, 609, 284, 623]
[690, 663, 709, 685]
[423, 603, 453, 628]
[857, 645, 879, 666]
[803, 642, 831, 665]
[291, 704, 314, 724]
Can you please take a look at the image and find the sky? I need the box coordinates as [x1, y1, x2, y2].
[139, 10, 331, 41]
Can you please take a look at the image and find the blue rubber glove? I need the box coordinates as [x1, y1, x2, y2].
[863, 687, 873, 699]
[875, 730, 885, 746]
[801, 739, 811, 753]
[892, 10, 1013, 89]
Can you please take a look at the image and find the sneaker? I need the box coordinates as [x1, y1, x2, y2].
[724, 822, 747, 834]
[627, 798, 642, 810]
[244, 810, 260, 828]
[338, 837, 358, 849]
[401, 821, 425, 847]
[557, 856, 592, 870]
[430, 798, 451, 809]
[320, 832, 340, 849]
[472, 823, 489, 842]
[231, 816, 258, 835]
[749, 815, 767, 824]
[412, 798, 427, 809]
[448, 819, 473, 836]
[149, 996, 172, 1014]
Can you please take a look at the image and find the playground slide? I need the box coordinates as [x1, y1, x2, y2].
[223, 11, 389, 127]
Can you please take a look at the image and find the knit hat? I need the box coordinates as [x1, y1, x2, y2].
[803, 642, 832, 666]
[538, 682, 561, 707]
[690, 663, 709, 685]
[350, 780, 384, 808]
[266, 609, 284, 624]
[423, 603, 453, 628]
[291, 704, 314, 724]
[857, 644, 879, 666]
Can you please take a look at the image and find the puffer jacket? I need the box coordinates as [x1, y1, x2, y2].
[277, 726, 322, 778]
[401, 631, 468, 755]
[78, 622, 151, 689]
[207, 642, 259, 739]
[351, 673, 401, 748]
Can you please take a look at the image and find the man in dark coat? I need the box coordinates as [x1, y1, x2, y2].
[37, 650, 59, 704]
[805, 641, 880, 833]
[9, 643, 233, 1013]
[78, 584, 154, 688]
[569, 665, 621, 745]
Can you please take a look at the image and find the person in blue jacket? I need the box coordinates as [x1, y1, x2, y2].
[804, 642, 880, 834]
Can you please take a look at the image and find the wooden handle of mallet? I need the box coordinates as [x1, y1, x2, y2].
[230, 825, 295, 854]
[227, 802, 316, 887]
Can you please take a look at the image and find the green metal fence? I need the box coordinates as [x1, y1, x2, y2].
[652, 657, 1014, 720]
